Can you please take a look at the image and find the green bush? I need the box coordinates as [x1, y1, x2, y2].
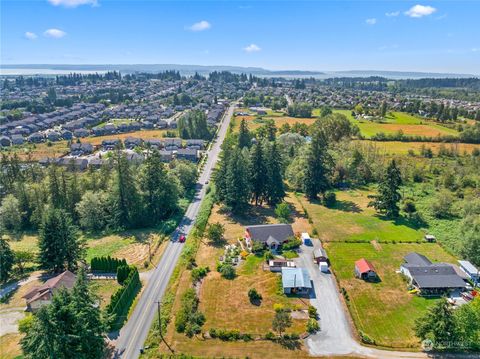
[91, 256, 127, 273]
[306, 318, 320, 333]
[308, 305, 318, 319]
[191, 266, 209, 282]
[209, 328, 253, 341]
[217, 263, 236, 279]
[323, 191, 337, 207]
[116, 265, 131, 285]
[359, 331, 376, 345]
[282, 237, 302, 251]
[265, 331, 276, 340]
[175, 288, 205, 337]
[248, 288, 262, 302]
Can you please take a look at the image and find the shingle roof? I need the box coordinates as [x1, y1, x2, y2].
[404, 252, 432, 266]
[355, 258, 376, 274]
[281, 267, 312, 289]
[406, 265, 466, 289]
[245, 224, 294, 244]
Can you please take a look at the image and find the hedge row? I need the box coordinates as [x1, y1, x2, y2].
[90, 256, 127, 273]
[106, 266, 142, 329]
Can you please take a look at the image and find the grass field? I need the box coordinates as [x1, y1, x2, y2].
[233, 114, 316, 133]
[296, 189, 424, 243]
[326, 242, 458, 348]
[357, 140, 480, 156]
[0, 333, 22, 359]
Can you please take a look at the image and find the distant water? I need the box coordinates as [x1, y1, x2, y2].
[0, 68, 108, 76]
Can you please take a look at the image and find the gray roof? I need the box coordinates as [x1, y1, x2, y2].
[406, 264, 466, 289]
[245, 224, 294, 244]
[458, 260, 479, 275]
[281, 267, 312, 289]
[404, 252, 432, 266]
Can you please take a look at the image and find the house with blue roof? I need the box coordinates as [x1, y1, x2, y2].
[281, 267, 312, 295]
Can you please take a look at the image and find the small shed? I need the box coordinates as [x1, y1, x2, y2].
[313, 247, 329, 265]
[354, 258, 377, 280]
[425, 234, 436, 243]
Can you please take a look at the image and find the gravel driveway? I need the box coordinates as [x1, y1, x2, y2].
[296, 240, 429, 358]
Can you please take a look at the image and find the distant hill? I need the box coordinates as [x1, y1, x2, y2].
[328, 70, 477, 79]
[0, 64, 476, 79]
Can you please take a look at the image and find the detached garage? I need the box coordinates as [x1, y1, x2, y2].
[354, 258, 377, 281]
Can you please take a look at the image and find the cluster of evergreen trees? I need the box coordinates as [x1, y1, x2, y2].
[90, 256, 127, 272]
[178, 110, 213, 140]
[287, 102, 313, 118]
[215, 120, 285, 212]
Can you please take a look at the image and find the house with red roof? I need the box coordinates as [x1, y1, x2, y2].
[354, 258, 377, 281]
[22, 271, 76, 312]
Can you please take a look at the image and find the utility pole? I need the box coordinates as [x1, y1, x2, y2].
[156, 301, 174, 354]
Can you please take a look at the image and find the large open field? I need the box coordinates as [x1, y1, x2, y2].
[232, 112, 316, 133]
[0, 129, 175, 161]
[296, 189, 424, 243]
[326, 241, 458, 348]
[356, 140, 480, 156]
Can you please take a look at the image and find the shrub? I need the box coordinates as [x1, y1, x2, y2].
[273, 303, 285, 312]
[275, 202, 291, 223]
[248, 288, 262, 302]
[175, 288, 205, 337]
[263, 250, 274, 261]
[191, 266, 209, 282]
[308, 305, 318, 319]
[217, 263, 236, 279]
[116, 265, 131, 285]
[91, 256, 127, 273]
[323, 191, 336, 208]
[265, 331, 276, 340]
[359, 331, 376, 345]
[282, 237, 302, 251]
[251, 241, 265, 254]
[240, 250, 249, 259]
[306, 318, 320, 333]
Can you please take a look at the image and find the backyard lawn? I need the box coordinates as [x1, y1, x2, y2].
[325, 241, 458, 348]
[296, 190, 424, 243]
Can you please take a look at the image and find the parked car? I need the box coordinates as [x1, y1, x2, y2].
[179, 235, 186, 243]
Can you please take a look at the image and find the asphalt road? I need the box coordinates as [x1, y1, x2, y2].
[114, 102, 236, 359]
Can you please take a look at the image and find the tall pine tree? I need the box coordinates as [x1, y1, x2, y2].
[238, 118, 252, 148]
[368, 159, 402, 217]
[38, 208, 84, 273]
[303, 130, 332, 200]
[265, 142, 285, 205]
[226, 148, 250, 212]
[249, 141, 268, 205]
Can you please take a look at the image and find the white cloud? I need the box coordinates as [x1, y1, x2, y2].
[385, 11, 400, 17]
[47, 0, 98, 7]
[243, 44, 261, 53]
[472, 48, 480, 52]
[187, 20, 211, 32]
[25, 32, 38, 40]
[44, 28, 67, 38]
[405, 5, 437, 18]
[366, 18, 377, 25]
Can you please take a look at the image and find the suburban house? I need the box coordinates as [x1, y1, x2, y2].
[22, 271, 76, 312]
[176, 148, 198, 162]
[267, 258, 296, 272]
[400, 252, 467, 294]
[281, 267, 312, 295]
[244, 224, 294, 249]
[458, 260, 479, 284]
[71, 143, 94, 156]
[354, 258, 377, 280]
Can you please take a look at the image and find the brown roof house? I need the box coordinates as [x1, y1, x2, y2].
[22, 271, 76, 312]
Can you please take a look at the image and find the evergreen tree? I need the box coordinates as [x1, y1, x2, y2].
[48, 166, 67, 209]
[225, 148, 250, 212]
[139, 151, 178, 225]
[38, 208, 84, 273]
[70, 267, 106, 358]
[237, 118, 252, 148]
[0, 237, 15, 282]
[368, 159, 402, 218]
[415, 298, 457, 349]
[249, 142, 268, 205]
[110, 150, 142, 229]
[380, 101, 387, 117]
[303, 130, 332, 200]
[265, 142, 285, 205]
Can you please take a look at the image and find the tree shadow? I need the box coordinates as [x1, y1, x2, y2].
[277, 336, 302, 350]
[332, 200, 362, 213]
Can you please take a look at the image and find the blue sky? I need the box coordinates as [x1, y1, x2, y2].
[1, 0, 479, 74]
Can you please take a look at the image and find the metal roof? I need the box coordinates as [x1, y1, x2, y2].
[281, 267, 312, 289]
[458, 260, 479, 275]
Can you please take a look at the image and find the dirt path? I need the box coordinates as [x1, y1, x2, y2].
[0, 308, 25, 336]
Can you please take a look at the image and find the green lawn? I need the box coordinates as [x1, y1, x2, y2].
[85, 235, 137, 261]
[298, 189, 424, 243]
[326, 242, 458, 348]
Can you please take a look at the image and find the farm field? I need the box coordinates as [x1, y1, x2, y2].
[356, 140, 480, 156]
[296, 189, 424, 243]
[0, 129, 175, 161]
[326, 241, 458, 348]
[150, 193, 315, 358]
[232, 113, 316, 133]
